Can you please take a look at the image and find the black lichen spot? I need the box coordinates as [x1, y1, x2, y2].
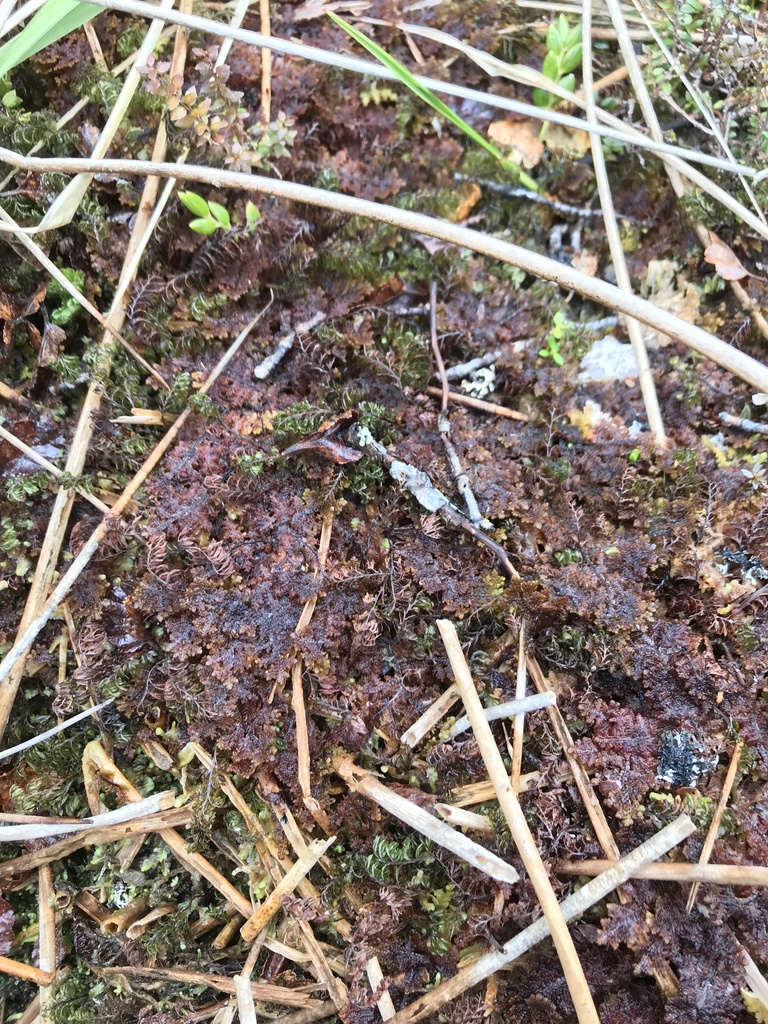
[656, 731, 718, 788]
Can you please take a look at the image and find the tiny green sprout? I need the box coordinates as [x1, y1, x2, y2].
[539, 310, 570, 365]
[533, 15, 583, 109]
[178, 190, 258, 235]
[629, 448, 641, 463]
[246, 200, 262, 227]
[1, 88, 21, 109]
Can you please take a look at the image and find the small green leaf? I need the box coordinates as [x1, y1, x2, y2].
[188, 217, 219, 235]
[542, 51, 560, 80]
[552, 351, 564, 366]
[207, 201, 231, 229]
[546, 22, 561, 54]
[532, 87, 553, 109]
[178, 191, 210, 217]
[559, 74, 576, 94]
[629, 448, 641, 463]
[561, 44, 583, 74]
[2, 89, 21, 109]
[246, 201, 262, 225]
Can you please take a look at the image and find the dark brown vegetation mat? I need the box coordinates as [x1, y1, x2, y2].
[0, 0, 768, 1021]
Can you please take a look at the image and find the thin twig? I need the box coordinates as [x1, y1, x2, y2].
[425, 386, 528, 420]
[333, 757, 519, 884]
[686, 739, 743, 911]
[401, 683, 460, 747]
[385, 814, 695, 1024]
[429, 282, 449, 413]
[437, 620, 598, 1024]
[429, 282, 486, 526]
[125, 903, 178, 939]
[366, 955, 396, 1021]
[0, 957, 53, 986]
[511, 624, 526, 796]
[2, 151, 767, 391]
[240, 837, 336, 942]
[582, 0, 665, 441]
[99, 967, 324, 1005]
[292, 503, 334, 832]
[433, 804, 493, 833]
[719, 411, 768, 435]
[38, 866, 57, 1014]
[447, 690, 556, 738]
[101, 897, 152, 935]
[443, 352, 500, 380]
[259, 0, 272, 123]
[254, 312, 326, 379]
[556, 859, 768, 886]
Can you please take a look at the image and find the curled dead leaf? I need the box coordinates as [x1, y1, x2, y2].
[572, 250, 599, 277]
[542, 123, 591, 159]
[454, 183, 482, 222]
[704, 231, 761, 281]
[281, 410, 363, 464]
[487, 119, 544, 169]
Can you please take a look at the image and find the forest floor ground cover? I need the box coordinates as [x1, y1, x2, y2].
[1, 1, 768, 1022]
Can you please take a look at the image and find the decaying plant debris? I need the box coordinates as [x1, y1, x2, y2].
[1, 0, 768, 1021]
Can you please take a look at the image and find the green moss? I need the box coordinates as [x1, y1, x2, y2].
[47, 963, 112, 1024]
[11, 732, 93, 817]
[189, 292, 227, 321]
[5, 472, 49, 503]
[272, 400, 327, 445]
[187, 392, 220, 419]
[359, 833, 440, 888]
[418, 885, 467, 955]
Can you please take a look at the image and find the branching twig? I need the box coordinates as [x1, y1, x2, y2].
[436, 620, 599, 1024]
[2, 151, 767, 391]
[429, 282, 487, 526]
[352, 426, 517, 577]
[385, 813, 695, 1024]
[333, 757, 519, 884]
[686, 739, 743, 911]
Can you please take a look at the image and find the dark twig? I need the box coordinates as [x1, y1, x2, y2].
[351, 426, 517, 578]
[429, 283, 487, 529]
[430, 283, 449, 413]
[719, 410, 768, 435]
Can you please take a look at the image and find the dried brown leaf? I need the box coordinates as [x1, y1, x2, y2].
[488, 119, 544, 169]
[704, 231, 760, 281]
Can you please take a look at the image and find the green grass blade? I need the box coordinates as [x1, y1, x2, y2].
[0, 0, 101, 78]
[328, 12, 503, 165]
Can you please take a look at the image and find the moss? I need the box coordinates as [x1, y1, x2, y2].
[187, 392, 220, 420]
[272, 400, 327, 446]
